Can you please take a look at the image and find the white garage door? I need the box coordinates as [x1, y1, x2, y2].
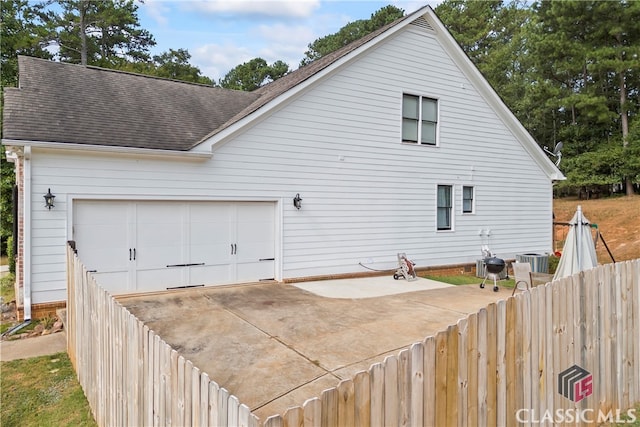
[73, 201, 276, 294]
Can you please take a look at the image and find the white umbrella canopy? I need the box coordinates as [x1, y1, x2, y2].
[553, 205, 599, 280]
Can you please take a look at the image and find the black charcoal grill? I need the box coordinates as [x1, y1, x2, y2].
[480, 256, 505, 292]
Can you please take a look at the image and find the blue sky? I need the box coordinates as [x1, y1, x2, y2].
[137, 1, 437, 82]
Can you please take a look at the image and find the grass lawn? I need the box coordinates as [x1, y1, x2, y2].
[423, 273, 516, 289]
[1, 273, 14, 303]
[0, 353, 96, 427]
[1, 274, 16, 335]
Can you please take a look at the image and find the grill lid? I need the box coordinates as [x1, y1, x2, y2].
[485, 257, 505, 273]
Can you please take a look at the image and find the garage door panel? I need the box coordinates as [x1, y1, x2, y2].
[236, 260, 275, 282]
[236, 242, 274, 263]
[137, 244, 184, 268]
[236, 203, 275, 265]
[190, 224, 231, 245]
[74, 200, 277, 294]
[136, 268, 183, 291]
[74, 202, 131, 291]
[75, 224, 129, 271]
[188, 203, 233, 267]
[74, 201, 129, 224]
[136, 204, 184, 245]
[137, 222, 183, 247]
[190, 243, 231, 265]
[92, 272, 130, 294]
[188, 264, 233, 286]
[136, 203, 184, 269]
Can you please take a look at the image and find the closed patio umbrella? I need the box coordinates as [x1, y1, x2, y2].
[553, 205, 598, 280]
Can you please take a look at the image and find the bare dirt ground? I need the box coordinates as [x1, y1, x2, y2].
[553, 195, 640, 263]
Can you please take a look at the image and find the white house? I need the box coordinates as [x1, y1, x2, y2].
[2, 6, 563, 320]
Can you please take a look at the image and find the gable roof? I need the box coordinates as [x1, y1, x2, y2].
[2, 6, 563, 180]
[2, 56, 259, 151]
[2, 9, 413, 152]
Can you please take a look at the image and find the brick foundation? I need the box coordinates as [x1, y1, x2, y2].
[17, 301, 66, 321]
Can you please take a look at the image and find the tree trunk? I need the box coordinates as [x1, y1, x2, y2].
[79, 1, 87, 66]
[619, 62, 633, 195]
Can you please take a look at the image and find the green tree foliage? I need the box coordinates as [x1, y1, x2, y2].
[532, 0, 640, 195]
[219, 58, 290, 91]
[437, 0, 640, 196]
[152, 49, 212, 84]
[624, 120, 640, 184]
[122, 49, 215, 85]
[300, 5, 404, 66]
[46, 0, 156, 67]
[0, 150, 14, 259]
[1, 1, 54, 258]
[435, 1, 538, 129]
[1, 0, 53, 87]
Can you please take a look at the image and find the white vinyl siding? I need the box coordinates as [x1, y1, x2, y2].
[23, 24, 555, 304]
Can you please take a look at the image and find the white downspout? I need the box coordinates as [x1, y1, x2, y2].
[23, 146, 32, 320]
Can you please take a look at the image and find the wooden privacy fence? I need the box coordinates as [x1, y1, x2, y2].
[265, 259, 640, 427]
[67, 243, 639, 427]
[66, 246, 260, 427]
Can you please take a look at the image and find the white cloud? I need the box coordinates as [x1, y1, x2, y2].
[193, 38, 308, 82]
[254, 23, 315, 46]
[253, 23, 314, 60]
[183, 0, 321, 18]
[192, 43, 255, 82]
[147, 0, 440, 82]
[142, 0, 171, 26]
[192, 22, 321, 81]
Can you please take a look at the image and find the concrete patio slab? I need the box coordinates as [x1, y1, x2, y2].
[293, 275, 452, 298]
[119, 276, 507, 420]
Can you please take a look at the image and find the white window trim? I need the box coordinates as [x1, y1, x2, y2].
[462, 185, 475, 215]
[436, 184, 454, 232]
[401, 93, 440, 146]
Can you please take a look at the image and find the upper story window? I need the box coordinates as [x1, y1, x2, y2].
[437, 185, 453, 230]
[463, 186, 474, 214]
[402, 94, 438, 145]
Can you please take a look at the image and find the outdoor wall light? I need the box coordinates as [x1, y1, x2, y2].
[293, 193, 302, 210]
[44, 188, 55, 210]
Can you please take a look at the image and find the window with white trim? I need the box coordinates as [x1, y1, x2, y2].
[402, 94, 438, 145]
[463, 186, 474, 214]
[437, 185, 452, 230]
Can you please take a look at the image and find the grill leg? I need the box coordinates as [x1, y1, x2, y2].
[480, 274, 488, 289]
[481, 273, 500, 291]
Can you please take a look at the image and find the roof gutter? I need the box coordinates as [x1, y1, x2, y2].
[1, 139, 213, 160]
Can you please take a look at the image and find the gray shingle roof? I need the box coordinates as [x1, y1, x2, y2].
[3, 9, 417, 151]
[3, 57, 260, 150]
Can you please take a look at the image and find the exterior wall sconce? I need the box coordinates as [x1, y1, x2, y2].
[44, 188, 55, 210]
[293, 193, 302, 210]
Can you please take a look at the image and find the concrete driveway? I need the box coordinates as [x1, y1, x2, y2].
[119, 276, 506, 420]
